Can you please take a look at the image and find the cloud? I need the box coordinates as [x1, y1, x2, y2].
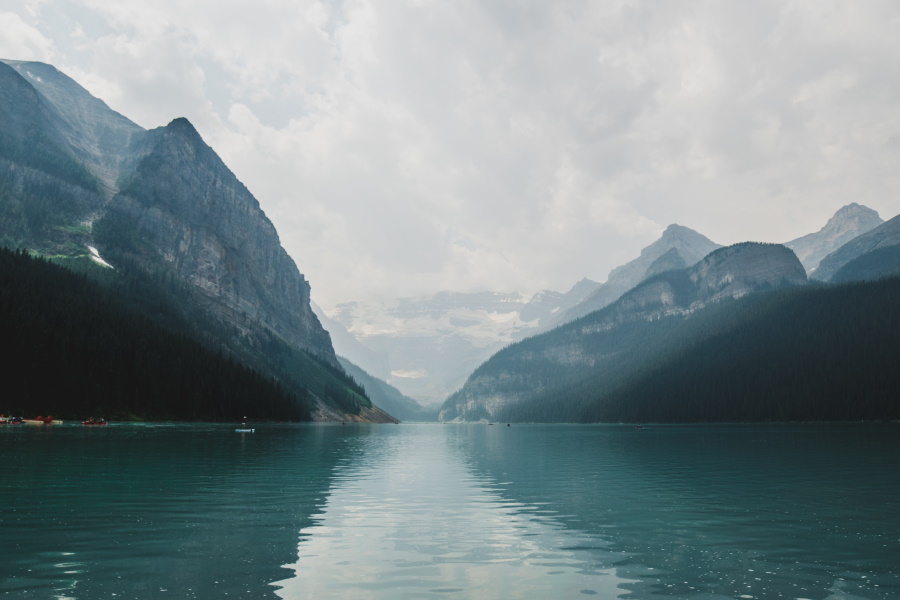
[2, 0, 900, 308]
[0, 10, 56, 61]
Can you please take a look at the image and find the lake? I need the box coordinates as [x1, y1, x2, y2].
[1, 423, 898, 599]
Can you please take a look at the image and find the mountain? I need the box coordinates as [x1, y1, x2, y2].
[329, 291, 541, 404]
[812, 214, 900, 282]
[312, 301, 391, 380]
[785, 203, 883, 275]
[521, 278, 601, 326]
[643, 247, 687, 279]
[0, 59, 383, 421]
[0, 62, 104, 253]
[1, 60, 143, 197]
[94, 116, 335, 365]
[327, 280, 600, 404]
[557, 224, 721, 324]
[831, 245, 900, 284]
[337, 358, 438, 422]
[0, 247, 311, 421]
[573, 278, 900, 423]
[439, 242, 808, 422]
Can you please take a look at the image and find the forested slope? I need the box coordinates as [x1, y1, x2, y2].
[0, 60, 382, 421]
[572, 279, 900, 422]
[444, 278, 900, 423]
[0, 248, 315, 421]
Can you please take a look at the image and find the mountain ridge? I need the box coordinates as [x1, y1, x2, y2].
[439, 242, 807, 422]
[556, 223, 722, 324]
[812, 213, 900, 282]
[2, 59, 144, 197]
[785, 203, 883, 275]
[0, 59, 378, 421]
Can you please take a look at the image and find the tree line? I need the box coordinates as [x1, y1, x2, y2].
[0, 247, 311, 421]
[449, 277, 900, 423]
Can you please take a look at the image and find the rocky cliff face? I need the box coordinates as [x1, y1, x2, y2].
[812, 214, 900, 282]
[584, 242, 806, 330]
[558, 224, 721, 324]
[0, 60, 359, 417]
[0, 61, 106, 252]
[643, 247, 687, 280]
[2, 60, 143, 198]
[96, 118, 336, 364]
[785, 203, 883, 275]
[439, 242, 806, 422]
[690, 243, 807, 303]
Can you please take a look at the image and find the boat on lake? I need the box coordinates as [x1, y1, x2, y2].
[24, 416, 60, 424]
[82, 418, 108, 426]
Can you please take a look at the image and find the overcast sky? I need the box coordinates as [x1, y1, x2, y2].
[2, 1, 900, 309]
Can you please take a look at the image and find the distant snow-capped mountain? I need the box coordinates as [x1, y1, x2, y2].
[323, 284, 598, 403]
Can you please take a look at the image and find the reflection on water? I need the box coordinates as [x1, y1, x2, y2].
[273, 426, 636, 599]
[276, 424, 900, 600]
[2, 423, 899, 599]
[456, 424, 900, 600]
[0, 423, 360, 599]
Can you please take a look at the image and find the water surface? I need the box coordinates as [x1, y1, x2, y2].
[1, 423, 897, 599]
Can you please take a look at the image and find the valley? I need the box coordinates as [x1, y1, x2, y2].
[2, 59, 900, 425]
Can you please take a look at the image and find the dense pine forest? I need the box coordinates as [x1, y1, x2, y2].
[0, 247, 317, 421]
[576, 279, 900, 423]
[455, 277, 900, 423]
[832, 245, 900, 284]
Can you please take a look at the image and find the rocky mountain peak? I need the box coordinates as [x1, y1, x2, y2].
[638, 224, 718, 262]
[813, 213, 900, 282]
[153, 118, 213, 159]
[785, 203, 883, 274]
[0, 58, 378, 420]
[558, 224, 720, 324]
[97, 116, 335, 365]
[165, 117, 202, 139]
[659, 223, 695, 240]
[831, 202, 880, 224]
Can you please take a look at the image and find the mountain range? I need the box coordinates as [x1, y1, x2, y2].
[438, 240, 900, 423]
[323, 199, 900, 421]
[811, 213, 900, 282]
[3, 59, 900, 424]
[324, 203, 892, 409]
[324, 283, 601, 404]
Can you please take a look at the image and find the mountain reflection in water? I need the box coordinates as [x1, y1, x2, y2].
[273, 424, 636, 599]
[2, 423, 897, 599]
[275, 423, 900, 600]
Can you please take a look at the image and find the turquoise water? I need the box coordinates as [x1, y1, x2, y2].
[1, 423, 898, 599]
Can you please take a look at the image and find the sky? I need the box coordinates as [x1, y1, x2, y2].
[2, 1, 900, 310]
